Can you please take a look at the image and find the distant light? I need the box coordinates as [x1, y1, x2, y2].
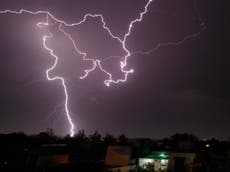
[205, 144, 210, 148]
[159, 153, 167, 158]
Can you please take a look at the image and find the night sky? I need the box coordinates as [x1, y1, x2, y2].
[0, 0, 229, 140]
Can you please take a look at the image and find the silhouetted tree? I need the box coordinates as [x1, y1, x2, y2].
[118, 134, 128, 145]
[35, 128, 57, 144]
[171, 133, 199, 151]
[74, 129, 88, 143]
[103, 133, 117, 145]
[89, 131, 102, 144]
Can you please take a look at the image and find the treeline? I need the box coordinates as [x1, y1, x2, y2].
[0, 130, 229, 156]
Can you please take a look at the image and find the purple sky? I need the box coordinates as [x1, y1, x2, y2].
[0, 0, 229, 140]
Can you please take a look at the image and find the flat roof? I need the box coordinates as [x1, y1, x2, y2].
[142, 151, 169, 159]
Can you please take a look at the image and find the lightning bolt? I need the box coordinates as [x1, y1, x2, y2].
[0, 0, 153, 137]
[41, 101, 65, 129]
[131, 0, 206, 56]
[132, 25, 206, 56]
[0, 0, 205, 137]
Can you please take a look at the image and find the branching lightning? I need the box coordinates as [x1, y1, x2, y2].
[0, 0, 205, 137]
[133, 24, 206, 56]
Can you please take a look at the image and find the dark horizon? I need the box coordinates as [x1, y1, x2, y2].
[0, 130, 228, 142]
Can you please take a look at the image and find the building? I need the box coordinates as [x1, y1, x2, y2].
[168, 152, 196, 172]
[139, 151, 169, 171]
[105, 146, 136, 172]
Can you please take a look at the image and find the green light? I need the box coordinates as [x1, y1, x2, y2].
[144, 151, 169, 159]
[159, 153, 167, 158]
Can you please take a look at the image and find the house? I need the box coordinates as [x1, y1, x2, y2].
[105, 146, 136, 172]
[138, 151, 169, 171]
[168, 152, 196, 172]
[32, 144, 69, 172]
